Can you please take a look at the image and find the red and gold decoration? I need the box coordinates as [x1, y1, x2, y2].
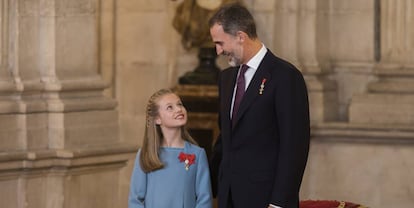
[300, 200, 368, 208]
[178, 152, 196, 171]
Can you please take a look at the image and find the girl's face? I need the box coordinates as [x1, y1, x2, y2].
[155, 93, 187, 129]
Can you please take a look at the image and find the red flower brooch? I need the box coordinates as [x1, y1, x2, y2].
[178, 152, 196, 171]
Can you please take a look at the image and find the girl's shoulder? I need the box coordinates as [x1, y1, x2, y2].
[185, 141, 205, 154]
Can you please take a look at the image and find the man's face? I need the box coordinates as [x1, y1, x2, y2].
[210, 23, 243, 67]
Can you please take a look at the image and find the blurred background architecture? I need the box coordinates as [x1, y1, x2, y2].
[0, 0, 413, 208]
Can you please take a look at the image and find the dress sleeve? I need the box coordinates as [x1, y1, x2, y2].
[195, 149, 213, 208]
[128, 150, 147, 208]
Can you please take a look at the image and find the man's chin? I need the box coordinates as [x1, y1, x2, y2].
[228, 63, 236, 67]
[228, 59, 237, 67]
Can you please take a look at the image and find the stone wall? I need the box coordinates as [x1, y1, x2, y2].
[0, 1, 134, 208]
[268, 0, 414, 207]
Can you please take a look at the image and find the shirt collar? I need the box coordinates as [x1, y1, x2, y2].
[245, 44, 267, 70]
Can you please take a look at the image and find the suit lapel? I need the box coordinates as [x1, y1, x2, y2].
[232, 54, 272, 127]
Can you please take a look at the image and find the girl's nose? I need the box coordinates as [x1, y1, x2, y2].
[176, 105, 184, 112]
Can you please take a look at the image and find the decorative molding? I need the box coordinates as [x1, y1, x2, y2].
[312, 122, 414, 144]
[0, 144, 136, 179]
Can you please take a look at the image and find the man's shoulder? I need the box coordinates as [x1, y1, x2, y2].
[264, 50, 296, 69]
[219, 66, 237, 81]
[263, 51, 303, 77]
[221, 66, 237, 73]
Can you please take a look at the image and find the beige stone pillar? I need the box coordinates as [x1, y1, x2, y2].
[273, 0, 338, 123]
[349, 0, 414, 125]
[0, 1, 133, 208]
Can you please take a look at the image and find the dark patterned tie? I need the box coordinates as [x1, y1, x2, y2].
[232, 64, 249, 126]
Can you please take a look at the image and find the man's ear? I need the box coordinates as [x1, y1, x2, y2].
[237, 31, 246, 42]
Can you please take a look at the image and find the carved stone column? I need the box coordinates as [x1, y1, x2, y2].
[349, 0, 414, 125]
[274, 0, 338, 123]
[0, 1, 133, 208]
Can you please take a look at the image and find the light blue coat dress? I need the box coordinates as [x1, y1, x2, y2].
[128, 141, 212, 208]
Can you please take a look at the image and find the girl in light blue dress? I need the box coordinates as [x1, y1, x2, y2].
[128, 89, 212, 208]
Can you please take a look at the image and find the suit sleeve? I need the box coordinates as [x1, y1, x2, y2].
[210, 133, 222, 197]
[128, 150, 146, 208]
[271, 68, 310, 207]
[210, 71, 224, 198]
[195, 149, 213, 208]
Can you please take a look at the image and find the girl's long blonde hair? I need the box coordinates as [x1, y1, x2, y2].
[140, 88, 197, 173]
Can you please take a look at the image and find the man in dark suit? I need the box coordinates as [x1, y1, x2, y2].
[208, 3, 310, 208]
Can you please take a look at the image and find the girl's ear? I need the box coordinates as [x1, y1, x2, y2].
[155, 117, 161, 125]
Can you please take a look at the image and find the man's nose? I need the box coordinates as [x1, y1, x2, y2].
[215, 46, 223, 55]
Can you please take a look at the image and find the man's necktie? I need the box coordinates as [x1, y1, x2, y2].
[232, 64, 249, 126]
